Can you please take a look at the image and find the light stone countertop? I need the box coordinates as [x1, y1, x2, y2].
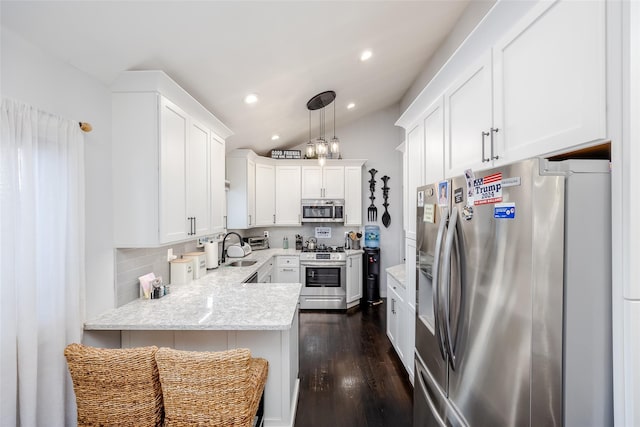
[86, 248, 300, 331]
[85, 248, 363, 331]
[386, 264, 406, 286]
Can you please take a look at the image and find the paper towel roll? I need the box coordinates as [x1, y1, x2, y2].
[205, 241, 219, 269]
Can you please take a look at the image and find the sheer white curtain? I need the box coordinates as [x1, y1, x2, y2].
[1, 98, 85, 426]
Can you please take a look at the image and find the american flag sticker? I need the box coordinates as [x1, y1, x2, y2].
[473, 172, 503, 206]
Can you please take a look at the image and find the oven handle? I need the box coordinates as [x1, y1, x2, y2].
[301, 262, 346, 268]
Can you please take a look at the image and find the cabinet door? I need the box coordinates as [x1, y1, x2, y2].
[323, 166, 344, 199]
[275, 165, 302, 225]
[255, 162, 275, 226]
[344, 166, 362, 226]
[247, 159, 256, 227]
[406, 123, 424, 240]
[493, 0, 605, 164]
[444, 53, 493, 177]
[346, 254, 363, 305]
[160, 97, 188, 243]
[187, 120, 210, 237]
[276, 267, 300, 283]
[210, 134, 226, 234]
[301, 166, 323, 199]
[423, 97, 445, 186]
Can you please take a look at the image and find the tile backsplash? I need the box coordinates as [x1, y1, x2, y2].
[115, 241, 198, 307]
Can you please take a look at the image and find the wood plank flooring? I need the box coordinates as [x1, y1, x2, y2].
[295, 301, 414, 427]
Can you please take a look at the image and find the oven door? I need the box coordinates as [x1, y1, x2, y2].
[299, 263, 346, 309]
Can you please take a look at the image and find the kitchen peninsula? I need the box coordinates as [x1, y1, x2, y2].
[84, 249, 301, 427]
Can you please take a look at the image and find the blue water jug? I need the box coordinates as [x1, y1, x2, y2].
[364, 225, 380, 248]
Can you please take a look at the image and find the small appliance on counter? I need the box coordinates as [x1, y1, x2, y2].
[295, 234, 303, 250]
[226, 242, 252, 258]
[170, 258, 193, 285]
[182, 251, 206, 279]
[243, 235, 269, 251]
[204, 241, 219, 270]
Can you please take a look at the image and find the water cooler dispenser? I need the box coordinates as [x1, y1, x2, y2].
[363, 225, 382, 305]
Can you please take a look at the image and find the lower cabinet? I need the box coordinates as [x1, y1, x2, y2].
[257, 258, 273, 283]
[346, 252, 363, 308]
[274, 256, 300, 283]
[387, 272, 414, 384]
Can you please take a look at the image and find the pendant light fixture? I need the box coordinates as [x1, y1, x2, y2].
[306, 90, 339, 165]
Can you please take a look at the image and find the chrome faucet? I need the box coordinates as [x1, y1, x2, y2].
[221, 232, 243, 264]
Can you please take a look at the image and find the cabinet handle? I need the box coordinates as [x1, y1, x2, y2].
[249, 215, 252, 226]
[481, 131, 490, 162]
[273, 214, 276, 224]
[224, 215, 227, 229]
[392, 298, 395, 314]
[490, 127, 500, 160]
[282, 268, 295, 272]
[193, 217, 197, 235]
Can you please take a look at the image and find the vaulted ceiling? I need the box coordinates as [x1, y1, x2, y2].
[2, 1, 471, 154]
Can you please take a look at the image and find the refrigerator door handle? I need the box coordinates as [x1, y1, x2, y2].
[442, 206, 459, 370]
[432, 207, 448, 360]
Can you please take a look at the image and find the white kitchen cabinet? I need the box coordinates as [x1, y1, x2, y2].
[210, 134, 226, 234]
[386, 277, 405, 361]
[444, 53, 493, 177]
[423, 97, 445, 186]
[275, 165, 302, 226]
[346, 252, 363, 308]
[257, 258, 273, 283]
[255, 162, 275, 226]
[492, 0, 606, 165]
[301, 166, 344, 199]
[111, 71, 231, 248]
[159, 98, 189, 243]
[343, 166, 362, 226]
[275, 256, 300, 283]
[187, 120, 211, 237]
[226, 150, 257, 229]
[405, 123, 424, 240]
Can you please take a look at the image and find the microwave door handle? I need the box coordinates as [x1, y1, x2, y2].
[432, 207, 448, 361]
[442, 206, 459, 370]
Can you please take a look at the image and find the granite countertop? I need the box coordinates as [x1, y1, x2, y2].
[386, 264, 406, 286]
[85, 248, 301, 331]
[85, 247, 364, 331]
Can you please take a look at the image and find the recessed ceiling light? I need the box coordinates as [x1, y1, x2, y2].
[347, 103, 356, 110]
[360, 50, 372, 61]
[244, 94, 258, 104]
[271, 134, 280, 141]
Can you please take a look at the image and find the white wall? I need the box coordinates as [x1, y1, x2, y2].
[1, 27, 114, 322]
[295, 104, 404, 296]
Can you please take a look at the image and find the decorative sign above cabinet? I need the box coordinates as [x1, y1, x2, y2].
[271, 149, 301, 159]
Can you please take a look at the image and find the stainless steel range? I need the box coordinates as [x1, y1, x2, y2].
[299, 246, 347, 310]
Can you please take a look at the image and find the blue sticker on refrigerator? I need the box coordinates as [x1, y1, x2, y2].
[494, 202, 516, 219]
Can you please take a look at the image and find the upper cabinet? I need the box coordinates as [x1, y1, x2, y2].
[210, 135, 226, 234]
[344, 166, 363, 226]
[112, 71, 232, 248]
[398, 0, 607, 178]
[444, 54, 493, 177]
[405, 123, 424, 240]
[301, 166, 344, 199]
[226, 150, 257, 229]
[255, 162, 276, 226]
[492, 0, 606, 165]
[275, 165, 302, 226]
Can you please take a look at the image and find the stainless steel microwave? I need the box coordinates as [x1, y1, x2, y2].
[301, 199, 344, 223]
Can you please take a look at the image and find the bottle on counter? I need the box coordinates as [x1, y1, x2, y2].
[283, 236, 289, 249]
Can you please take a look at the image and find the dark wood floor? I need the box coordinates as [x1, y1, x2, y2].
[295, 301, 414, 427]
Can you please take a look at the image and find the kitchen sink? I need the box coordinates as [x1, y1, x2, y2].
[227, 260, 257, 267]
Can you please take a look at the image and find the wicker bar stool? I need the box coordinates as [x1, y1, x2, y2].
[155, 347, 268, 427]
[64, 343, 164, 427]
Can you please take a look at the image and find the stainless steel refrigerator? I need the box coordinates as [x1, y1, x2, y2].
[413, 158, 613, 427]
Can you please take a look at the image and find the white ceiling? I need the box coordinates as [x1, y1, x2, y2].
[1, 1, 470, 154]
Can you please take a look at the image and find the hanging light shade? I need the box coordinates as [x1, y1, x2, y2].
[305, 111, 316, 158]
[330, 101, 340, 156]
[307, 90, 339, 165]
